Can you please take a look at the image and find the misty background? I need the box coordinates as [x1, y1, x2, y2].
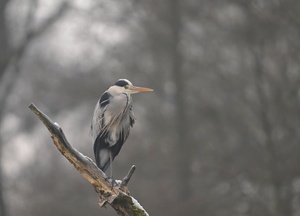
[1, 0, 300, 216]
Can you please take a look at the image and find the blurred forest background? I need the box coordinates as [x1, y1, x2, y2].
[1, 0, 300, 216]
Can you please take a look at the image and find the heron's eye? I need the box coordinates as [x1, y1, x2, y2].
[124, 85, 129, 89]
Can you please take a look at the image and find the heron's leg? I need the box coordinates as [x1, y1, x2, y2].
[109, 151, 114, 188]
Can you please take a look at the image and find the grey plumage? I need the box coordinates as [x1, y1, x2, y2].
[91, 79, 153, 175]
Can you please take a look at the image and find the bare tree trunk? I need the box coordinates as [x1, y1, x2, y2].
[253, 47, 283, 216]
[0, 1, 9, 215]
[0, 0, 10, 79]
[169, 0, 191, 199]
[0, 2, 69, 216]
[0, 142, 6, 216]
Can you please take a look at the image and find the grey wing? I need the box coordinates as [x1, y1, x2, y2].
[91, 101, 105, 145]
[91, 99, 111, 170]
[91, 91, 112, 143]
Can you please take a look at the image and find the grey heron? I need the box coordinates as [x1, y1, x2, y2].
[91, 79, 153, 185]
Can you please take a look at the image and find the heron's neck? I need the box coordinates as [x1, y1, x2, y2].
[108, 86, 126, 96]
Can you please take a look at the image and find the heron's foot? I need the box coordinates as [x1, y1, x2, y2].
[105, 177, 116, 189]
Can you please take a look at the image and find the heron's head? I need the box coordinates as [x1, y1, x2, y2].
[112, 79, 153, 95]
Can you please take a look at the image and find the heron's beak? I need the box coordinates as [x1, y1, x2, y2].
[127, 85, 153, 94]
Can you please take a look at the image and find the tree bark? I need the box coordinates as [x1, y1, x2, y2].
[28, 103, 149, 216]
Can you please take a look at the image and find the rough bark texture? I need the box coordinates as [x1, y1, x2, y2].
[29, 103, 149, 216]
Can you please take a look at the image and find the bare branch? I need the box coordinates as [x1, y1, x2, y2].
[28, 103, 149, 216]
[12, 1, 69, 65]
[0, 1, 70, 117]
[122, 165, 136, 187]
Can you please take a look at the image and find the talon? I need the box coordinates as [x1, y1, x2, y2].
[105, 177, 115, 189]
[104, 177, 111, 181]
